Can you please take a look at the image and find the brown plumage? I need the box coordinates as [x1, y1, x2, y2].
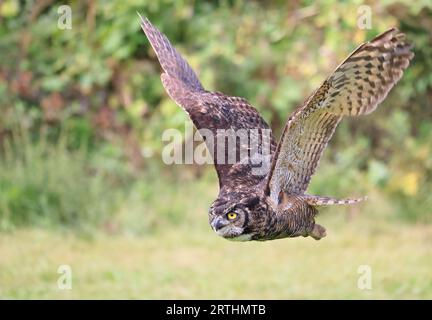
[139, 14, 414, 241]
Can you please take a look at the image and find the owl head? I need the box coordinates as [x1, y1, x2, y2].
[209, 193, 263, 241]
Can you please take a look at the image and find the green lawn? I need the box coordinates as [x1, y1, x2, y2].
[1, 213, 431, 299]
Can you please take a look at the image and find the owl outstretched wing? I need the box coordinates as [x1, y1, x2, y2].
[139, 15, 276, 188]
[266, 28, 414, 201]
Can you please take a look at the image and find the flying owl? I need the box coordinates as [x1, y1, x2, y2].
[139, 14, 413, 241]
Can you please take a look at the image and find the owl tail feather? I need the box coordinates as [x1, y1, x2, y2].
[303, 195, 367, 206]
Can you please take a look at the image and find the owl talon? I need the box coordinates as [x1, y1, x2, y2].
[310, 224, 326, 240]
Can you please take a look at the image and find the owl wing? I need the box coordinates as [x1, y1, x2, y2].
[266, 28, 414, 201]
[139, 15, 276, 188]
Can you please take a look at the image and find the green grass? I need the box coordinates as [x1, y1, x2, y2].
[0, 128, 123, 230]
[1, 212, 431, 299]
[0, 126, 431, 299]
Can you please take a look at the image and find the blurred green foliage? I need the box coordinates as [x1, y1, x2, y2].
[0, 0, 431, 230]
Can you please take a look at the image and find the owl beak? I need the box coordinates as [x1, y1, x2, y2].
[212, 217, 228, 231]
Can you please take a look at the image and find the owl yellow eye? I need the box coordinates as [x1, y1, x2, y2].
[227, 212, 237, 220]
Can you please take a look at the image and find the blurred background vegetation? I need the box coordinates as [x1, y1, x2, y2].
[0, 0, 431, 299]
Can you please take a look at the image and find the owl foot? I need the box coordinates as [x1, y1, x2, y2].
[310, 224, 326, 240]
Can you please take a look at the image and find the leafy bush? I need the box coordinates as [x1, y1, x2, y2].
[0, 0, 431, 228]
